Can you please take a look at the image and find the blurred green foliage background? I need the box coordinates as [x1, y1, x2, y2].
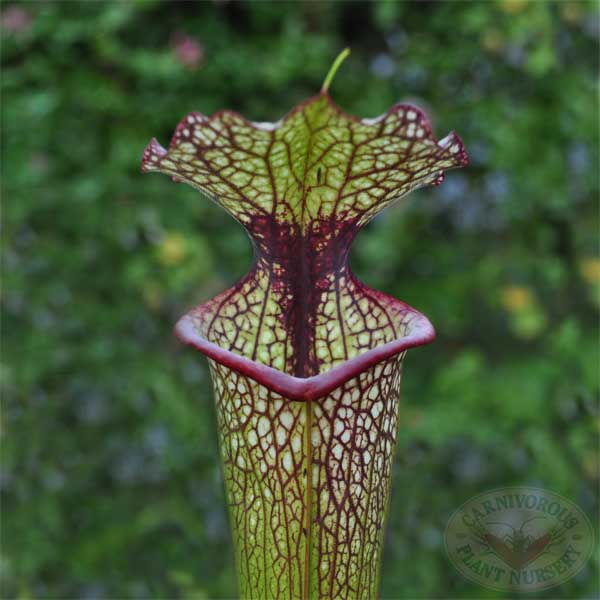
[2, 1, 598, 598]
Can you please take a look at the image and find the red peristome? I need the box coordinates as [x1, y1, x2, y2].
[175, 300, 435, 402]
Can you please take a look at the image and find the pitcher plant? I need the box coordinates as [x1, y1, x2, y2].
[141, 50, 467, 599]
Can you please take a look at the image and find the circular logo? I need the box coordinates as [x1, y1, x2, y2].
[444, 486, 594, 592]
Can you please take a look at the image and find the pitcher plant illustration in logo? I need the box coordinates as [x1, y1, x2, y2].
[474, 515, 561, 570]
[142, 50, 468, 599]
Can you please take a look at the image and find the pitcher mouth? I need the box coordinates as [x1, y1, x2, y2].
[175, 300, 435, 402]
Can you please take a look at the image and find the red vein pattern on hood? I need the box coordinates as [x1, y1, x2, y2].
[142, 91, 467, 599]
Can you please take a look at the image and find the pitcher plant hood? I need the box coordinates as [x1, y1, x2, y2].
[141, 59, 467, 401]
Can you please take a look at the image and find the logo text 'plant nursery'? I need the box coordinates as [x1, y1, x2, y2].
[445, 486, 594, 593]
